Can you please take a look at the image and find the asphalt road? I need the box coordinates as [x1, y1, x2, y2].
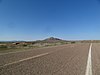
[0, 43, 98, 75]
[92, 43, 100, 75]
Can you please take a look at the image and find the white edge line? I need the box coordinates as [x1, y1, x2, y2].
[85, 43, 92, 75]
[1, 52, 49, 67]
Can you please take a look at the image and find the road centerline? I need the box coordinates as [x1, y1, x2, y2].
[85, 43, 92, 75]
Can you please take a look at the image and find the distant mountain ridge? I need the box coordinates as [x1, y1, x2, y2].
[0, 37, 64, 43]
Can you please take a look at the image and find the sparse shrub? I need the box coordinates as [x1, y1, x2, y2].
[22, 44, 27, 47]
[0, 45, 8, 48]
[71, 41, 75, 44]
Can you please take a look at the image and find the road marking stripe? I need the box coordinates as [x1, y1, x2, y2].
[85, 43, 92, 75]
[1, 52, 49, 67]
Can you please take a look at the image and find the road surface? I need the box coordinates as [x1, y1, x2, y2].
[0, 43, 99, 75]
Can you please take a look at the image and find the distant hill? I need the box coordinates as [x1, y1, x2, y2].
[42, 37, 64, 43]
[44, 37, 61, 40]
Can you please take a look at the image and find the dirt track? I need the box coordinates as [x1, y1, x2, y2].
[0, 43, 90, 75]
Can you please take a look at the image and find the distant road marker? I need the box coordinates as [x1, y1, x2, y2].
[85, 43, 92, 75]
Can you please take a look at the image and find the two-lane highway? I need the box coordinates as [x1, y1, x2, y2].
[0, 43, 93, 75]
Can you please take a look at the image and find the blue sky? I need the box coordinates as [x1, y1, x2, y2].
[0, 0, 100, 41]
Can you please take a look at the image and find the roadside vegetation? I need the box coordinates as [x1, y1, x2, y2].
[1, 37, 99, 53]
[0, 37, 71, 53]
